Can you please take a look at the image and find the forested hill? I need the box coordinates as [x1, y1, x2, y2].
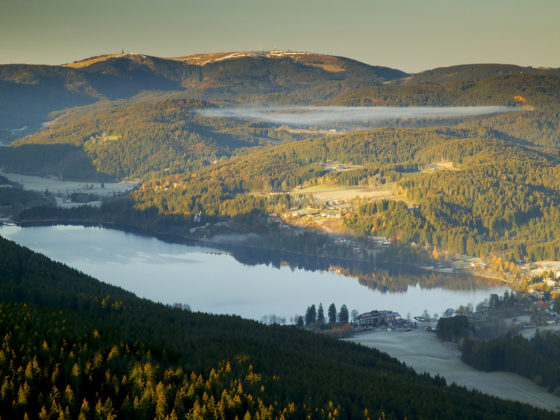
[129, 125, 560, 261]
[327, 73, 560, 108]
[0, 234, 555, 419]
[0, 51, 407, 139]
[1, 98, 295, 180]
[394, 63, 559, 85]
[7, 71, 560, 180]
[3, 54, 558, 143]
[327, 73, 560, 147]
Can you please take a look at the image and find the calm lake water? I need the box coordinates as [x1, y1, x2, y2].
[0, 224, 509, 321]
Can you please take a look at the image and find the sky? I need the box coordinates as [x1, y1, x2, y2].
[1, 0, 559, 72]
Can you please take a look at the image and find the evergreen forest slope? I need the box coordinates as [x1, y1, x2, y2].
[0, 98, 296, 180]
[327, 73, 560, 147]
[393, 63, 559, 85]
[3, 64, 559, 182]
[130, 125, 560, 261]
[0, 235, 555, 419]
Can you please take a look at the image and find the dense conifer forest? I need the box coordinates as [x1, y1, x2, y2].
[0, 98, 306, 179]
[328, 73, 560, 147]
[11, 117, 560, 263]
[3, 62, 557, 265]
[461, 332, 560, 394]
[0, 236, 557, 418]
[121, 124, 560, 261]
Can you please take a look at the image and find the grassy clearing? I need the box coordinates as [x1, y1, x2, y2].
[0, 170, 136, 197]
[349, 330, 560, 411]
[422, 161, 456, 172]
[296, 183, 400, 203]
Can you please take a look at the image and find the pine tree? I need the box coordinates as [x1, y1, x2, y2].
[317, 304, 325, 324]
[328, 303, 337, 324]
[305, 305, 316, 325]
[338, 305, 349, 323]
[155, 381, 167, 419]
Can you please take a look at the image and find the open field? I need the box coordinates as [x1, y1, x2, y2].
[519, 325, 560, 340]
[349, 330, 560, 411]
[306, 217, 346, 234]
[422, 161, 456, 172]
[295, 183, 400, 203]
[293, 161, 455, 203]
[0, 171, 137, 197]
[534, 261, 560, 272]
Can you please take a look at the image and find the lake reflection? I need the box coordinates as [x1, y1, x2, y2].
[0, 225, 509, 321]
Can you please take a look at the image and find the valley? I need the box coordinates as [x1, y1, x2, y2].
[1, 48, 560, 417]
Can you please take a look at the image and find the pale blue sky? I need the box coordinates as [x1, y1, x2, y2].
[1, 0, 558, 72]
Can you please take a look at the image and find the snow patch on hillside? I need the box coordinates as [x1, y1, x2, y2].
[175, 50, 312, 65]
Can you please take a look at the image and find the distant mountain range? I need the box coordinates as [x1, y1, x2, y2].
[1, 50, 559, 180]
[3, 50, 558, 141]
[0, 50, 406, 138]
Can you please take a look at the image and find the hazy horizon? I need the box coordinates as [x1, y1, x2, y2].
[1, 0, 559, 73]
[2, 49, 558, 75]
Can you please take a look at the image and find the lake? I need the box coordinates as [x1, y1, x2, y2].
[0, 224, 509, 321]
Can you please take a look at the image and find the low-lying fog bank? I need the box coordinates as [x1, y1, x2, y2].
[198, 105, 519, 127]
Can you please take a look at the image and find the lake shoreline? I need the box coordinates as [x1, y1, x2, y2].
[0, 223, 510, 321]
[6, 216, 505, 287]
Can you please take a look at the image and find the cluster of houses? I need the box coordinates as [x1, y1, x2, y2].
[287, 205, 351, 220]
[524, 263, 560, 296]
[367, 236, 392, 247]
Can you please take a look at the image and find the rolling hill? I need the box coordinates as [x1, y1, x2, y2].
[5, 71, 558, 181]
[2, 52, 560, 184]
[123, 123, 560, 262]
[328, 72, 560, 108]
[327, 72, 560, 147]
[392, 63, 560, 85]
[0, 51, 408, 142]
[0, 96, 316, 180]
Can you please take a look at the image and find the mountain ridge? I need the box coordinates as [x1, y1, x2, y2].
[2, 50, 558, 147]
[63, 50, 405, 74]
[0, 50, 408, 141]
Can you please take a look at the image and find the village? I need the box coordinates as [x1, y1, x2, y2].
[305, 287, 560, 343]
[348, 283, 560, 342]
[4, 164, 560, 334]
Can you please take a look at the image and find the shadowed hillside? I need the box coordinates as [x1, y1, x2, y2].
[0, 234, 556, 418]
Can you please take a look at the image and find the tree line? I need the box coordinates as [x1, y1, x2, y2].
[301, 303, 351, 327]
